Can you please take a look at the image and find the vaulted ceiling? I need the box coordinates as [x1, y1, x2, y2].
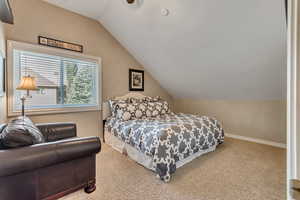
[44, 0, 286, 100]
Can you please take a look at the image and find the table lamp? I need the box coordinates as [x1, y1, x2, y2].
[16, 75, 38, 116]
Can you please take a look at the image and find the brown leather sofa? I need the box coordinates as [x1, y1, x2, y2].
[0, 122, 101, 200]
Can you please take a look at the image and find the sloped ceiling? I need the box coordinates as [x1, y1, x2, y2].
[44, 0, 286, 100]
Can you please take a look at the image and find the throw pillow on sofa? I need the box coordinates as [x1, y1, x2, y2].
[0, 124, 7, 150]
[0, 116, 45, 148]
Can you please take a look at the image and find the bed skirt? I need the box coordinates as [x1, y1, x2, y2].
[105, 129, 217, 171]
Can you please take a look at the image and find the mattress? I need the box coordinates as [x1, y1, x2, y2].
[105, 113, 224, 182]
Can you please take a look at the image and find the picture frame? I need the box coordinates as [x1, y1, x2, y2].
[38, 36, 83, 53]
[0, 54, 5, 97]
[129, 69, 144, 91]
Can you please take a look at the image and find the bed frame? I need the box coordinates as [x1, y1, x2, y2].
[102, 92, 216, 172]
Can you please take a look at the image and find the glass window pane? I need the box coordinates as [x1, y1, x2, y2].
[12, 50, 98, 112]
[63, 60, 97, 105]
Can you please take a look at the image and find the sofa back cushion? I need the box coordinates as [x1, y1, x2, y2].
[0, 116, 45, 148]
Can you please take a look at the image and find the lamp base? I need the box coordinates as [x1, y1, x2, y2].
[20, 96, 26, 116]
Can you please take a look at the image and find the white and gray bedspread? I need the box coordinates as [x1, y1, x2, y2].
[105, 113, 224, 182]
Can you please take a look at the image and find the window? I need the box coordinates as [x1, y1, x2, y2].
[7, 41, 101, 116]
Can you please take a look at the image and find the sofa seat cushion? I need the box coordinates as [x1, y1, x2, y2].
[1, 116, 45, 148]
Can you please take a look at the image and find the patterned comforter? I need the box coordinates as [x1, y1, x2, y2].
[105, 113, 224, 182]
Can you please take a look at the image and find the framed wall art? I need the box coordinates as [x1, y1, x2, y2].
[38, 36, 83, 53]
[129, 69, 144, 91]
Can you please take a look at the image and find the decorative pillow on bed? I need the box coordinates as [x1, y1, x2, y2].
[143, 96, 161, 102]
[130, 96, 161, 103]
[115, 100, 171, 121]
[142, 101, 170, 117]
[115, 102, 141, 121]
[108, 99, 130, 117]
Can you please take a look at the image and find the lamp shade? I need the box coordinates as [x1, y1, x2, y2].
[17, 75, 38, 91]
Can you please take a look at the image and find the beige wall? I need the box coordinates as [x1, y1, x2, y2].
[174, 99, 286, 144]
[2, 0, 284, 145]
[0, 22, 6, 124]
[4, 0, 173, 137]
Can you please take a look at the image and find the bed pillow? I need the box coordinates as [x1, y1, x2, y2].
[0, 116, 45, 148]
[143, 96, 161, 102]
[130, 96, 161, 103]
[115, 102, 144, 121]
[108, 99, 130, 117]
[115, 100, 171, 121]
[146, 100, 171, 116]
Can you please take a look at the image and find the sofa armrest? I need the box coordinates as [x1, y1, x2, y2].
[0, 136, 101, 177]
[36, 122, 77, 142]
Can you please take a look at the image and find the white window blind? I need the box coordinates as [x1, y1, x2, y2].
[12, 49, 99, 114]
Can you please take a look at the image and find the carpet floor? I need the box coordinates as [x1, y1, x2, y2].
[60, 137, 286, 200]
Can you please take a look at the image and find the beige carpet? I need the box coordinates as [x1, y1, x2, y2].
[60, 137, 286, 200]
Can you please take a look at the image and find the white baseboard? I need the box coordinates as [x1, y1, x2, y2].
[225, 133, 286, 149]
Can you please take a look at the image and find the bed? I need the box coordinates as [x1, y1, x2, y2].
[103, 93, 224, 182]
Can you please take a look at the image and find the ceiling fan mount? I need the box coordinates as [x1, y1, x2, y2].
[127, 0, 135, 4]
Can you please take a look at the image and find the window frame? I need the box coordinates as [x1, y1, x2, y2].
[7, 40, 102, 117]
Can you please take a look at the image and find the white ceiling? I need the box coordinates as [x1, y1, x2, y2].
[45, 0, 286, 100]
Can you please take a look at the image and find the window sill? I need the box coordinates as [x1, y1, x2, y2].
[8, 105, 101, 117]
